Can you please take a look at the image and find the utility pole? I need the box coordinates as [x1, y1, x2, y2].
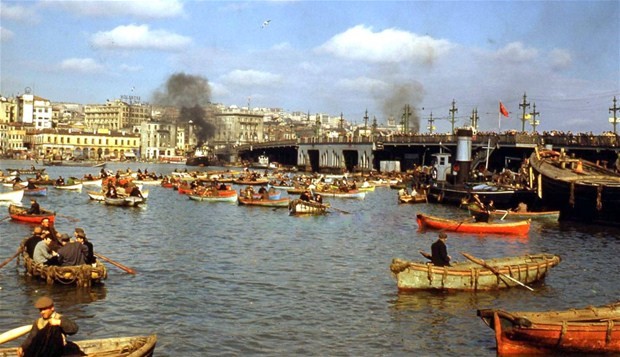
[530, 103, 540, 133]
[519, 92, 530, 132]
[470, 108, 479, 130]
[401, 104, 412, 133]
[427, 112, 435, 134]
[610, 96, 619, 135]
[448, 99, 458, 134]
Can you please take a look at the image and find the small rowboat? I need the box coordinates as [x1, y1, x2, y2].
[238, 196, 290, 207]
[0, 189, 24, 203]
[357, 184, 376, 192]
[2, 181, 27, 189]
[54, 183, 83, 191]
[88, 190, 149, 201]
[477, 302, 620, 355]
[188, 190, 238, 202]
[232, 178, 270, 186]
[390, 253, 560, 291]
[466, 203, 559, 221]
[315, 190, 366, 200]
[288, 199, 328, 215]
[416, 213, 531, 235]
[9, 204, 56, 224]
[104, 196, 144, 207]
[22, 187, 47, 196]
[134, 178, 163, 185]
[5, 168, 46, 175]
[398, 193, 427, 204]
[79, 177, 103, 186]
[0, 334, 157, 356]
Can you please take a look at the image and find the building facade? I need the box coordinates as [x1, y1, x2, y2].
[84, 99, 152, 131]
[30, 129, 140, 160]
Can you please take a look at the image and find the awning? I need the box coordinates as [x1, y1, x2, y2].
[123, 151, 136, 157]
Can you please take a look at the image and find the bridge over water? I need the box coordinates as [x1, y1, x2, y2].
[233, 133, 619, 173]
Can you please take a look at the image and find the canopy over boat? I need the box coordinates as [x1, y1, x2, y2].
[416, 213, 531, 235]
[390, 253, 560, 291]
[477, 301, 620, 354]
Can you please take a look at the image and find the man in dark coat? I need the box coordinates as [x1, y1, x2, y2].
[431, 232, 451, 267]
[74, 228, 96, 265]
[18, 296, 79, 357]
[24, 226, 44, 258]
[57, 234, 87, 266]
[27, 199, 41, 215]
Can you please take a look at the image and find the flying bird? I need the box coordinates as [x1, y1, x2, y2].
[261, 20, 271, 28]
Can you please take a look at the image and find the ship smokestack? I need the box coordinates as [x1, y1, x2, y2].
[455, 128, 473, 184]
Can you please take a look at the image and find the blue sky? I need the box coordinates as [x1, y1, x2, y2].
[1, 0, 618, 134]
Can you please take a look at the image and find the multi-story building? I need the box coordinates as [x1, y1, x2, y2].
[213, 106, 265, 146]
[30, 128, 140, 160]
[84, 99, 152, 131]
[15, 93, 53, 129]
[0, 96, 16, 156]
[140, 121, 181, 160]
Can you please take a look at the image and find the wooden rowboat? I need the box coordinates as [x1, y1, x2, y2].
[22, 187, 47, 196]
[238, 196, 290, 207]
[466, 203, 559, 221]
[8, 204, 55, 224]
[0, 334, 157, 356]
[314, 189, 366, 199]
[88, 190, 149, 201]
[288, 199, 328, 215]
[390, 253, 560, 291]
[398, 193, 427, 204]
[187, 190, 238, 202]
[19, 239, 106, 286]
[104, 196, 144, 207]
[0, 189, 24, 203]
[477, 302, 620, 355]
[416, 213, 531, 235]
[54, 183, 83, 191]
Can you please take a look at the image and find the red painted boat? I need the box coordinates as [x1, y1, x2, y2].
[477, 302, 620, 355]
[416, 213, 530, 235]
[8, 204, 56, 224]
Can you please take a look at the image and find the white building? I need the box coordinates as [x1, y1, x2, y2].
[17, 93, 53, 129]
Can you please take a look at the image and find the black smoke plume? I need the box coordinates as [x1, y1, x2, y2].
[380, 82, 424, 133]
[152, 73, 215, 146]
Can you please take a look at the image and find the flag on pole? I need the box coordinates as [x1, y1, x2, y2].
[499, 102, 509, 117]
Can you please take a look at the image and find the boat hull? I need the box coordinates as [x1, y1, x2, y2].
[288, 199, 328, 215]
[238, 197, 289, 207]
[0, 189, 24, 203]
[0, 334, 157, 356]
[187, 191, 238, 202]
[428, 182, 537, 210]
[416, 213, 531, 235]
[477, 302, 620, 354]
[466, 203, 559, 220]
[529, 148, 620, 226]
[8, 204, 55, 224]
[390, 253, 560, 291]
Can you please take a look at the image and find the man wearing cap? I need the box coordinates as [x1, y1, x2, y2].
[57, 233, 87, 266]
[18, 296, 78, 357]
[32, 235, 60, 266]
[74, 228, 96, 265]
[431, 232, 451, 267]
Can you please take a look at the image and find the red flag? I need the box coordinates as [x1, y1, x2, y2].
[499, 102, 509, 117]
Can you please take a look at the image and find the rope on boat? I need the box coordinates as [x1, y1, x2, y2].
[569, 182, 575, 207]
[22, 251, 107, 287]
[597, 185, 603, 211]
[559, 320, 567, 345]
[607, 320, 614, 344]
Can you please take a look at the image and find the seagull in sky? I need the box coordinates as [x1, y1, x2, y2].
[261, 20, 271, 29]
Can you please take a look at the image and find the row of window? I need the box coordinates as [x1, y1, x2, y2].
[43, 136, 138, 146]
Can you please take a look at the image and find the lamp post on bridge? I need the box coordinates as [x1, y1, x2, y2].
[609, 96, 619, 135]
[530, 103, 540, 133]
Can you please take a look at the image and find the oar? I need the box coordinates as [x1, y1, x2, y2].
[419, 250, 432, 261]
[94, 253, 137, 275]
[0, 249, 21, 270]
[461, 252, 534, 291]
[325, 204, 350, 214]
[0, 216, 11, 223]
[499, 210, 510, 221]
[0, 325, 32, 345]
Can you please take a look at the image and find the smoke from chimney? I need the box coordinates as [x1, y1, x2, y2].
[380, 82, 425, 133]
[152, 72, 216, 146]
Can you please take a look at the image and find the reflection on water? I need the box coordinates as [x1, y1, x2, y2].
[1, 160, 619, 355]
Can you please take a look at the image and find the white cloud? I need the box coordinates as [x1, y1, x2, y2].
[44, 0, 184, 19]
[494, 42, 538, 62]
[0, 3, 38, 22]
[549, 48, 572, 69]
[317, 25, 453, 65]
[221, 69, 282, 87]
[90, 24, 192, 51]
[0, 27, 14, 42]
[59, 58, 104, 73]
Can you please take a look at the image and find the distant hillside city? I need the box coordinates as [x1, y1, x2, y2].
[0, 91, 399, 162]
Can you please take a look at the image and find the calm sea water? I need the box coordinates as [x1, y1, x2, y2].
[1, 160, 619, 356]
